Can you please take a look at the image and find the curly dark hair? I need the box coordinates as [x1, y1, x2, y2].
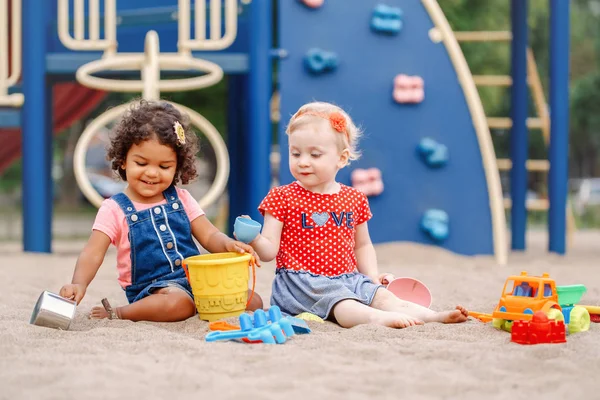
[107, 99, 199, 185]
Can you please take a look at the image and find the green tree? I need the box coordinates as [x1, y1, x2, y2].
[570, 72, 600, 176]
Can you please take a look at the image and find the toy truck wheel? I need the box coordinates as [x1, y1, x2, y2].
[492, 318, 504, 330]
[546, 308, 564, 323]
[492, 318, 513, 332]
[568, 306, 591, 333]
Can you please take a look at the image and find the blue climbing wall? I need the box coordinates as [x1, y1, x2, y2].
[278, 0, 496, 256]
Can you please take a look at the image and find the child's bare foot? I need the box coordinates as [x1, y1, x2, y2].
[435, 305, 469, 324]
[89, 298, 120, 319]
[371, 311, 424, 329]
[89, 305, 110, 319]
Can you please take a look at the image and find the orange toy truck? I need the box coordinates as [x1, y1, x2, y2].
[471, 271, 591, 334]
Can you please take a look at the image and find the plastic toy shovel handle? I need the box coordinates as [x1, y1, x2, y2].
[468, 311, 493, 323]
[205, 329, 250, 342]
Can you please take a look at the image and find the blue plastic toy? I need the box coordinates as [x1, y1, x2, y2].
[421, 209, 449, 242]
[234, 216, 262, 244]
[304, 48, 338, 75]
[417, 137, 449, 168]
[205, 306, 310, 344]
[370, 4, 403, 35]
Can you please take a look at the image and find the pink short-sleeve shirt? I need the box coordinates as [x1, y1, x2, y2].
[92, 187, 204, 288]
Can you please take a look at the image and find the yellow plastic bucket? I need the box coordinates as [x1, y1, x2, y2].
[183, 252, 251, 321]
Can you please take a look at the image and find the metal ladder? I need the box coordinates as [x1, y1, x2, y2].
[453, 30, 576, 240]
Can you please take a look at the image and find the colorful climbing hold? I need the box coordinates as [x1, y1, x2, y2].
[304, 48, 338, 75]
[299, 0, 324, 9]
[351, 168, 384, 197]
[371, 4, 403, 35]
[393, 74, 424, 104]
[420, 209, 449, 242]
[417, 137, 448, 168]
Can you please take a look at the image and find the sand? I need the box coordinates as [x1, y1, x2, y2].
[1, 231, 599, 400]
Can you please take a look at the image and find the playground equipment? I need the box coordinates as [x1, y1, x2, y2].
[1, 1, 571, 264]
[456, 26, 576, 251]
[0, 0, 106, 175]
[1, 0, 272, 253]
[0, 0, 23, 107]
[469, 271, 592, 335]
[57, 0, 232, 210]
[277, 0, 571, 265]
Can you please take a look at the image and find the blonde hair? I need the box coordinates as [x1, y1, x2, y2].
[285, 101, 362, 162]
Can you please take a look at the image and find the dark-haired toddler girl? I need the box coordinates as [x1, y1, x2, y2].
[60, 100, 262, 322]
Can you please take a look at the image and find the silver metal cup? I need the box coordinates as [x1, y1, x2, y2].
[30, 291, 77, 330]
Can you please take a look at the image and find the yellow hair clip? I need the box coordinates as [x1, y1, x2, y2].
[174, 121, 186, 145]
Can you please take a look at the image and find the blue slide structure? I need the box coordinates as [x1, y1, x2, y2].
[279, 0, 507, 262]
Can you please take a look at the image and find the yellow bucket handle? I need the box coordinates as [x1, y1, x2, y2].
[246, 256, 258, 309]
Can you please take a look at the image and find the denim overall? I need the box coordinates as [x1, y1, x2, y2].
[112, 185, 199, 303]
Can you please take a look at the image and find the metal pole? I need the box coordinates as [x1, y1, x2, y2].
[510, 0, 529, 251]
[548, 0, 570, 254]
[22, 0, 52, 252]
[227, 74, 248, 232]
[247, 0, 273, 221]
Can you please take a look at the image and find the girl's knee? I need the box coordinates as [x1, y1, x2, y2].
[371, 287, 397, 308]
[163, 290, 196, 318]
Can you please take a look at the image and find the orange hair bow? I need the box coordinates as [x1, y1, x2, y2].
[296, 110, 349, 140]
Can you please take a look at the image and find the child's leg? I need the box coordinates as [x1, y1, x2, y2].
[332, 299, 424, 329]
[246, 289, 263, 311]
[91, 288, 263, 322]
[370, 288, 468, 324]
[90, 286, 196, 322]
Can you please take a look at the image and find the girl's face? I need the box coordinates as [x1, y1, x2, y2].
[122, 138, 178, 203]
[288, 121, 349, 193]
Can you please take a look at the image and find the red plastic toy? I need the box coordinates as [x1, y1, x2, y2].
[510, 311, 567, 345]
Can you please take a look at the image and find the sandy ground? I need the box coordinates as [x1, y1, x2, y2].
[1, 231, 599, 400]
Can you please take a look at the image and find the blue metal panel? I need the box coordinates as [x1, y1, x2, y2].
[548, 0, 570, 254]
[22, 0, 52, 253]
[510, 0, 529, 250]
[278, 0, 495, 256]
[0, 109, 21, 128]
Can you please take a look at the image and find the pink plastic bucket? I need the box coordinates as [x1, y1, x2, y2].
[386, 277, 432, 308]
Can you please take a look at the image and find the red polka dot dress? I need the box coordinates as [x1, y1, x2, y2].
[258, 181, 372, 276]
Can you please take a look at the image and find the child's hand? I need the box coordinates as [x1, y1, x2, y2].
[59, 283, 87, 305]
[233, 232, 261, 243]
[225, 240, 261, 267]
[378, 273, 395, 286]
